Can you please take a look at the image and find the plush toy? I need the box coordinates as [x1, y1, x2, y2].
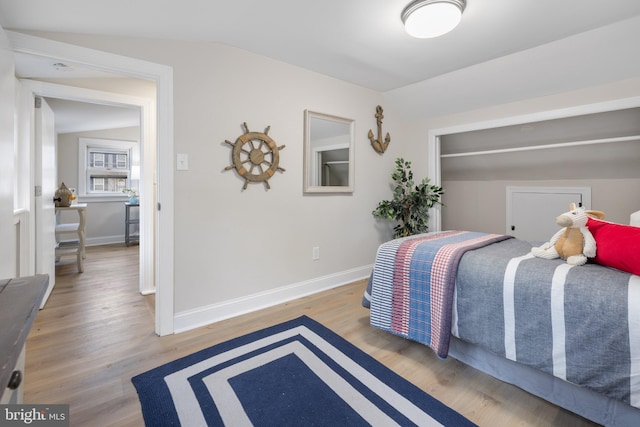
[531, 203, 605, 266]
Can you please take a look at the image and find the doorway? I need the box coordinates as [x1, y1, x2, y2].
[47, 98, 144, 286]
[21, 79, 153, 294]
[9, 30, 175, 335]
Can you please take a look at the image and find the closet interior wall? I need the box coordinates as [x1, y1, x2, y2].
[439, 107, 640, 232]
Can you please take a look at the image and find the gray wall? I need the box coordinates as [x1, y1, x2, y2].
[442, 179, 640, 234]
[440, 108, 640, 232]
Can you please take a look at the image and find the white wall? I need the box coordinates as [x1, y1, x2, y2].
[393, 65, 640, 234]
[57, 126, 140, 245]
[383, 16, 640, 194]
[25, 33, 405, 322]
[22, 15, 640, 329]
[0, 26, 15, 279]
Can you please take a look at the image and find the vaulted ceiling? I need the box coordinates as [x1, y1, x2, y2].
[2, 0, 640, 91]
[2, 1, 640, 132]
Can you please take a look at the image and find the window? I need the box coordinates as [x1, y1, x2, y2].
[78, 138, 139, 198]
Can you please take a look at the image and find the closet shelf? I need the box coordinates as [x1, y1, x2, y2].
[441, 134, 640, 158]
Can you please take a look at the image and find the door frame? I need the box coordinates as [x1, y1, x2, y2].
[9, 31, 175, 336]
[32, 95, 57, 307]
[20, 80, 154, 295]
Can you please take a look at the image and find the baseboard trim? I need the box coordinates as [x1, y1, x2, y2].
[85, 235, 125, 246]
[173, 265, 372, 334]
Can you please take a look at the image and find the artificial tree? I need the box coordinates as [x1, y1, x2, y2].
[372, 157, 444, 238]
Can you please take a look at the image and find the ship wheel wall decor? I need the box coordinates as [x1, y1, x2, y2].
[224, 122, 286, 190]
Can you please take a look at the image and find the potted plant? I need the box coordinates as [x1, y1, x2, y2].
[123, 188, 139, 204]
[372, 157, 444, 238]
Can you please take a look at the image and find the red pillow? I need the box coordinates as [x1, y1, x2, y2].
[587, 217, 640, 276]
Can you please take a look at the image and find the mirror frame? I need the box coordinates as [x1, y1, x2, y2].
[303, 110, 355, 193]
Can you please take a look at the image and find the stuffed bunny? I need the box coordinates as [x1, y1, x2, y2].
[531, 203, 605, 266]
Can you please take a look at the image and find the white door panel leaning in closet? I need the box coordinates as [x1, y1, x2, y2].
[506, 186, 591, 243]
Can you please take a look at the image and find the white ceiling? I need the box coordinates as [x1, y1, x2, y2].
[10, 51, 141, 133]
[43, 98, 140, 134]
[2, 0, 640, 91]
[2, 0, 640, 132]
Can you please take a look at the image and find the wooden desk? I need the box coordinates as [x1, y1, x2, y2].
[55, 203, 87, 273]
[0, 275, 48, 404]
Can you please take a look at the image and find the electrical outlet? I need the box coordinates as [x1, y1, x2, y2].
[312, 246, 320, 261]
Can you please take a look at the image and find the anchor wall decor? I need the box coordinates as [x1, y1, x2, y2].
[368, 105, 390, 154]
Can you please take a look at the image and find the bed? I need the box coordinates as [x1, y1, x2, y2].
[362, 230, 640, 426]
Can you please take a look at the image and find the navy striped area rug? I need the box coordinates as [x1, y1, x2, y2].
[132, 316, 475, 426]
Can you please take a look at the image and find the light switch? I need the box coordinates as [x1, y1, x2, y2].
[176, 153, 189, 171]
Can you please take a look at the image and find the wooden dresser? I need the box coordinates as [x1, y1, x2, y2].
[0, 275, 48, 404]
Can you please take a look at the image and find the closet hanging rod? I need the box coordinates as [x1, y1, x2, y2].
[441, 134, 640, 158]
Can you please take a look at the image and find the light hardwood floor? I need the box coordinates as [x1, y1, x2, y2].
[24, 244, 597, 426]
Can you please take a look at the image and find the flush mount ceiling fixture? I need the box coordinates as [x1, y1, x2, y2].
[52, 62, 70, 71]
[401, 0, 466, 38]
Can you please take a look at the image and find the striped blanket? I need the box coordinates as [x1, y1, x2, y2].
[367, 232, 640, 410]
[453, 237, 640, 408]
[369, 231, 513, 358]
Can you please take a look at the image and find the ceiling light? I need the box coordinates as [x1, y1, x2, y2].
[52, 62, 70, 71]
[401, 0, 466, 39]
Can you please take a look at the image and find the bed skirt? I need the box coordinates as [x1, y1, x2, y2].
[448, 336, 640, 427]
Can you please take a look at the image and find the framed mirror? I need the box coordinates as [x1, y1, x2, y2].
[304, 110, 355, 193]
